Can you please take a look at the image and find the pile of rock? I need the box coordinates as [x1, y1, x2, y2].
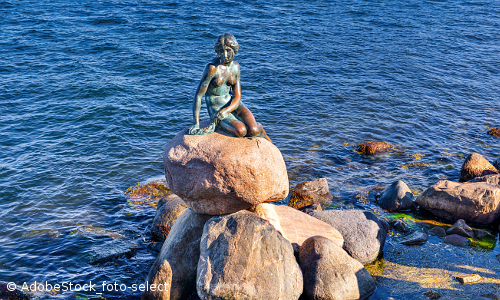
[416, 153, 500, 226]
[144, 126, 381, 300]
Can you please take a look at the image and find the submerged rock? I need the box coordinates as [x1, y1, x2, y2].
[0, 281, 29, 300]
[251, 203, 343, 252]
[287, 178, 332, 210]
[87, 242, 137, 265]
[309, 209, 386, 265]
[150, 194, 188, 240]
[487, 127, 500, 137]
[444, 234, 470, 247]
[143, 209, 213, 300]
[428, 226, 446, 237]
[446, 219, 474, 238]
[197, 210, 303, 300]
[378, 180, 414, 212]
[416, 180, 500, 225]
[163, 125, 289, 215]
[299, 236, 376, 300]
[399, 232, 428, 246]
[459, 153, 499, 182]
[357, 141, 392, 155]
[494, 158, 500, 170]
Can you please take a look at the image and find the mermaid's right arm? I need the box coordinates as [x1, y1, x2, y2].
[191, 64, 216, 130]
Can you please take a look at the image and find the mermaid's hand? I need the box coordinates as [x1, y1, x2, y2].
[188, 123, 200, 135]
[215, 110, 228, 122]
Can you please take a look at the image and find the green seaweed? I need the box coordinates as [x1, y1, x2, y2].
[469, 236, 497, 251]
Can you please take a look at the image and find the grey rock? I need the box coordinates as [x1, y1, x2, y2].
[444, 234, 470, 247]
[197, 210, 303, 300]
[299, 236, 376, 300]
[150, 194, 188, 240]
[143, 209, 213, 300]
[428, 226, 446, 237]
[399, 232, 428, 246]
[393, 220, 410, 233]
[416, 180, 500, 224]
[378, 180, 414, 212]
[446, 219, 474, 238]
[308, 209, 386, 265]
[473, 229, 494, 239]
[378, 217, 391, 233]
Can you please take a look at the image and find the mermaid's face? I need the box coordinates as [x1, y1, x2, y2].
[217, 45, 234, 65]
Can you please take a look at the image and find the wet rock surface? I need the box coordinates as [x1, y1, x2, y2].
[444, 234, 470, 247]
[299, 236, 376, 300]
[287, 178, 332, 210]
[163, 125, 289, 215]
[399, 231, 428, 246]
[197, 210, 303, 300]
[446, 219, 474, 238]
[309, 209, 386, 265]
[357, 141, 393, 155]
[378, 180, 414, 212]
[428, 226, 446, 237]
[0, 282, 29, 300]
[459, 152, 499, 182]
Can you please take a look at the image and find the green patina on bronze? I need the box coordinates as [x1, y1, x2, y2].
[188, 34, 271, 142]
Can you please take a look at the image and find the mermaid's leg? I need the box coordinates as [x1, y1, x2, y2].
[219, 118, 247, 137]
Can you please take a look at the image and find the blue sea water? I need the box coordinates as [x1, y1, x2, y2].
[1, 0, 499, 298]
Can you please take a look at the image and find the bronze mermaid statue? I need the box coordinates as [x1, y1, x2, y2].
[188, 34, 271, 143]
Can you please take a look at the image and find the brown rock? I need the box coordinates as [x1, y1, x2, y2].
[444, 234, 470, 247]
[488, 127, 500, 137]
[288, 178, 332, 210]
[299, 236, 376, 300]
[150, 194, 188, 240]
[197, 210, 303, 300]
[298, 203, 322, 214]
[459, 153, 499, 182]
[446, 219, 474, 238]
[357, 141, 392, 155]
[251, 203, 343, 252]
[416, 180, 500, 224]
[143, 209, 213, 300]
[163, 125, 289, 215]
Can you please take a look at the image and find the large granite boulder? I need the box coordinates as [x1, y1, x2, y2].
[459, 153, 498, 182]
[143, 209, 213, 300]
[197, 211, 303, 300]
[308, 210, 386, 265]
[164, 125, 289, 215]
[251, 203, 343, 252]
[416, 180, 500, 224]
[150, 194, 188, 240]
[378, 180, 414, 212]
[287, 178, 333, 210]
[299, 236, 376, 300]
